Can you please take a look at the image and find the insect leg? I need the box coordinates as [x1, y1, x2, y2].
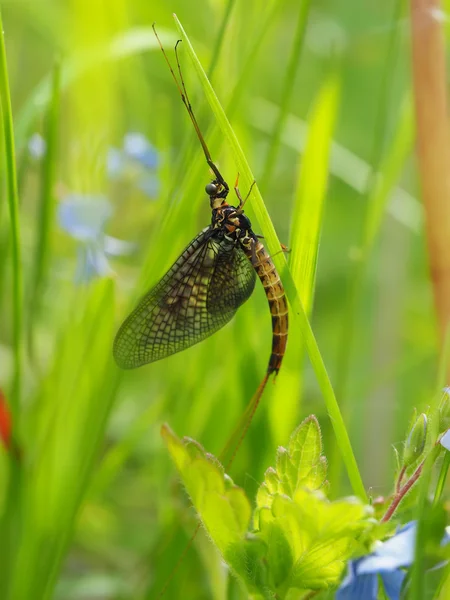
[235, 178, 256, 211]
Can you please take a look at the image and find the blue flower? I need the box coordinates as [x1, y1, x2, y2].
[28, 133, 46, 159]
[441, 429, 450, 451]
[337, 522, 450, 600]
[58, 194, 112, 241]
[58, 194, 134, 282]
[107, 132, 159, 198]
[123, 132, 158, 169]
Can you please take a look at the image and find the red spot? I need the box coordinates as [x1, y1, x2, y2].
[0, 389, 12, 450]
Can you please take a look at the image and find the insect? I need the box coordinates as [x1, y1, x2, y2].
[113, 26, 288, 383]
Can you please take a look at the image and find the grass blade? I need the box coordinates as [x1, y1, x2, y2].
[174, 14, 367, 501]
[0, 7, 23, 414]
[28, 58, 61, 358]
[259, 0, 312, 192]
[269, 72, 340, 445]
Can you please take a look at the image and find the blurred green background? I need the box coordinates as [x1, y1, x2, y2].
[0, 0, 442, 598]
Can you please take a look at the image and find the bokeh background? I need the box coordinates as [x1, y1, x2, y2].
[0, 0, 442, 598]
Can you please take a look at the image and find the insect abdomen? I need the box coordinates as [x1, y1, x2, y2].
[244, 240, 288, 374]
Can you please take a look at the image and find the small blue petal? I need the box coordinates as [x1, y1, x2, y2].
[381, 569, 406, 600]
[75, 243, 113, 283]
[441, 429, 450, 451]
[137, 174, 159, 198]
[58, 195, 112, 241]
[104, 235, 136, 257]
[442, 527, 450, 546]
[123, 132, 158, 169]
[337, 561, 378, 600]
[358, 522, 416, 574]
[107, 147, 126, 178]
[28, 133, 46, 159]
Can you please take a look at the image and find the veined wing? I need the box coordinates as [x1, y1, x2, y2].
[113, 227, 256, 368]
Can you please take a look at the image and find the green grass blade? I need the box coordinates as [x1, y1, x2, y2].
[329, 93, 414, 490]
[0, 7, 23, 414]
[259, 0, 312, 192]
[11, 280, 116, 600]
[249, 97, 421, 234]
[269, 72, 340, 445]
[28, 58, 61, 355]
[174, 14, 367, 501]
[289, 74, 340, 315]
[207, 0, 236, 79]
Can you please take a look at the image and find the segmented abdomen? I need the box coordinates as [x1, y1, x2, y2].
[243, 239, 288, 374]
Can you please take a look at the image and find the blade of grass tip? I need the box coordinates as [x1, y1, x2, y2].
[207, 0, 236, 79]
[28, 58, 61, 361]
[329, 93, 415, 492]
[259, 0, 312, 193]
[166, 0, 237, 206]
[170, 0, 279, 206]
[0, 7, 22, 416]
[174, 14, 367, 501]
[269, 72, 340, 445]
[249, 97, 421, 234]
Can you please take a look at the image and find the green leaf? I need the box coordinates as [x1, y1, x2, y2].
[258, 512, 293, 589]
[266, 491, 372, 591]
[228, 535, 270, 598]
[288, 415, 325, 489]
[276, 446, 297, 496]
[161, 425, 251, 557]
[257, 415, 327, 512]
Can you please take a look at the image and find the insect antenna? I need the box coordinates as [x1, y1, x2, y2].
[152, 24, 228, 191]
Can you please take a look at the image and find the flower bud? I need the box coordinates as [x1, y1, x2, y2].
[439, 388, 450, 433]
[403, 413, 427, 467]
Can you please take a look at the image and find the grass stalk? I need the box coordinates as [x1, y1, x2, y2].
[259, 0, 312, 192]
[28, 58, 61, 358]
[0, 7, 22, 414]
[174, 14, 367, 501]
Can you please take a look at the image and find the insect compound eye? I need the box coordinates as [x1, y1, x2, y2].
[205, 182, 218, 196]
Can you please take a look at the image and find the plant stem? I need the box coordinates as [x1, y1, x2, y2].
[0, 6, 22, 414]
[410, 0, 450, 353]
[395, 464, 407, 494]
[382, 460, 425, 522]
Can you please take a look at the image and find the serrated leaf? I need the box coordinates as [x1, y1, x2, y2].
[301, 455, 328, 491]
[256, 483, 273, 510]
[161, 425, 251, 555]
[264, 467, 281, 494]
[228, 535, 270, 598]
[260, 519, 294, 589]
[276, 446, 297, 496]
[258, 491, 373, 592]
[288, 415, 323, 490]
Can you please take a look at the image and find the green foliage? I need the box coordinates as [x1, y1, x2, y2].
[0, 1, 446, 598]
[163, 416, 374, 598]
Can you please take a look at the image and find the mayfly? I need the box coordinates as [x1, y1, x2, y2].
[113, 26, 288, 406]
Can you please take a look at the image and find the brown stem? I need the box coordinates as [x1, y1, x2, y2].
[410, 0, 450, 351]
[381, 460, 425, 522]
[395, 464, 407, 494]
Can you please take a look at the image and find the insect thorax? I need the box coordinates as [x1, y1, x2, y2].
[211, 205, 255, 246]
